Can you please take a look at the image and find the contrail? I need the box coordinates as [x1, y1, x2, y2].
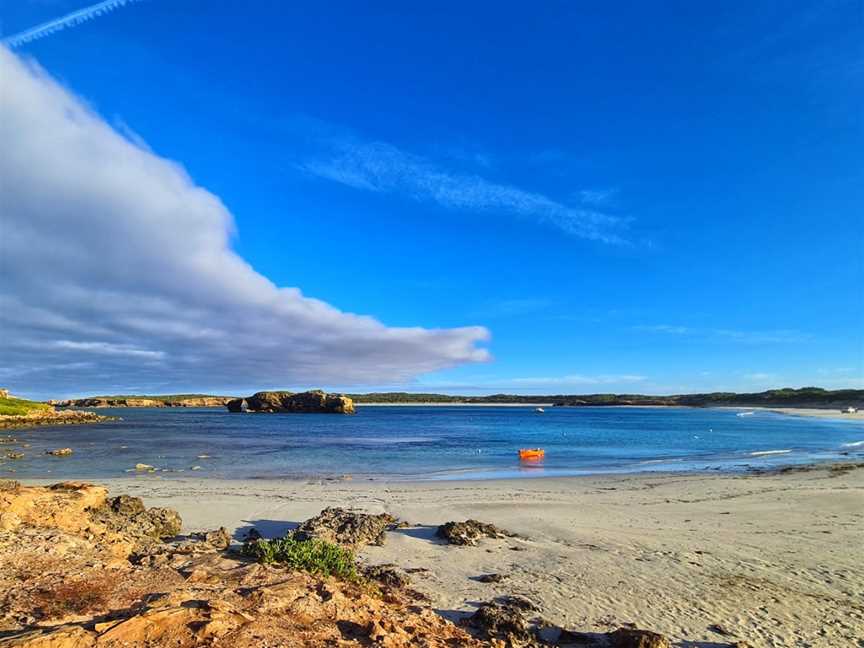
[2, 0, 142, 48]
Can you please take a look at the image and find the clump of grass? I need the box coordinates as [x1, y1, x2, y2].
[243, 534, 358, 581]
[0, 396, 51, 417]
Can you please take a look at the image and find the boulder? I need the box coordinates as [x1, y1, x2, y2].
[609, 627, 671, 648]
[364, 564, 411, 589]
[436, 520, 516, 546]
[46, 448, 73, 457]
[191, 527, 232, 549]
[463, 602, 532, 643]
[294, 507, 398, 547]
[91, 495, 182, 542]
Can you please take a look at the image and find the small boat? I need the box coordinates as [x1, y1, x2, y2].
[535, 407, 545, 413]
[519, 448, 545, 461]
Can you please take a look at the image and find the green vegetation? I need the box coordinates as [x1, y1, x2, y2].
[0, 396, 52, 417]
[242, 535, 358, 580]
[346, 388, 863, 408]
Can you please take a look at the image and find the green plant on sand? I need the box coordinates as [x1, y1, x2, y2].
[242, 534, 358, 581]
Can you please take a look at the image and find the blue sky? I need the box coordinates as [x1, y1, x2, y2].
[1, 0, 862, 397]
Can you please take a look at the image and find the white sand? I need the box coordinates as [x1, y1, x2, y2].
[74, 464, 864, 647]
[760, 407, 864, 421]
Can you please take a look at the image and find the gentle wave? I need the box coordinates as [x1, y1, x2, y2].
[749, 449, 792, 456]
[841, 440, 864, 448]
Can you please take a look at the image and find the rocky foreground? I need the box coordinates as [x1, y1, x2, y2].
[0, 481, 678, 648]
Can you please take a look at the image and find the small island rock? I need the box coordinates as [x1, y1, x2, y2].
[226, 390, 355, 414]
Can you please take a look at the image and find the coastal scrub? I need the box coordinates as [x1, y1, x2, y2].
[243, 534, 358, 581]
[0, 396, 51, 417]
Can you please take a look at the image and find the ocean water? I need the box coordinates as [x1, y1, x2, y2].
[5, 406, 863, 481]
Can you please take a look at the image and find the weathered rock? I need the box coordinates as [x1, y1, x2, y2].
[477, 573, 506, 583]
[46, 448, 73, 457]
[294, 507, 398, 547]
[134, 463, 156, 472]
[227, 390, 355, 414]
[90, 495, 182, 542]
[0, 485, 482, 648]
[0, 409, 112, 429]
[0, 479, 20, 492]
[464, 601, 532, 643]
[192, 527, 232, 549]
[437, 519, 516, 546]
[60, 396, 234, 408]
[609, 627, 671, 648]
[226, 398, 248, 412]
[364, 563, 411, 589]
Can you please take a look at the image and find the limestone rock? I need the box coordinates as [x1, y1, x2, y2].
[90, 494, 182, 542]
[437, 519, 516, 546]
[191, 527, 232, 549]
[294, 507, 398, 547]
[610, 627, 671, 648]
[364, 563, 411, 589]
[464, 601, 532, 644]
[227, 390, 355, 414]
[46, 448, 73, 457]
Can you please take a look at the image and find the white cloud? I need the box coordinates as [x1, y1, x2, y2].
[485, 374, 648, 389]
[504, 374, 647, 387]
[636, 324, 812, 344]
[1, 0, 142, 48]
[301, 140, 628, 244]
[0, 48, 490, 398]
[577, 188, 618, 208]
[743, 372, 779, 383]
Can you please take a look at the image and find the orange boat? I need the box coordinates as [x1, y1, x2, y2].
[518, 448, 545, 460]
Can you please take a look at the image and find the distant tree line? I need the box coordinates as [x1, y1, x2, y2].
[347, 388, 863, 408]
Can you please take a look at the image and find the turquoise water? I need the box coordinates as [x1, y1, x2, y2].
[5, 406, 863, 481]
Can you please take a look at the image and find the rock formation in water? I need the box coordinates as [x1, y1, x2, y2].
[226, 390, 356, 414]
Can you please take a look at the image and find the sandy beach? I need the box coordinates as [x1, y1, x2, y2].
[760, 407, 864, 421]
[42, 463, 858, 647]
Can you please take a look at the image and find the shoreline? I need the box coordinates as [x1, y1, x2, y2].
[22, 462, 864, 647]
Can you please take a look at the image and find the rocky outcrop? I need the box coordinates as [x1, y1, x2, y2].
[227, 390, 356, 414]
[465, 601, 532, 644]
[0, 482, 483, 648]
[90, 494, 182, 544]
[293, 507, 398, 547]
[0, 409, 112, 429]
[55, 396, 234, 408]
[436, 519, 516, 546]
[609, 628, 672, 648]
[463, 596, 674, 647]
